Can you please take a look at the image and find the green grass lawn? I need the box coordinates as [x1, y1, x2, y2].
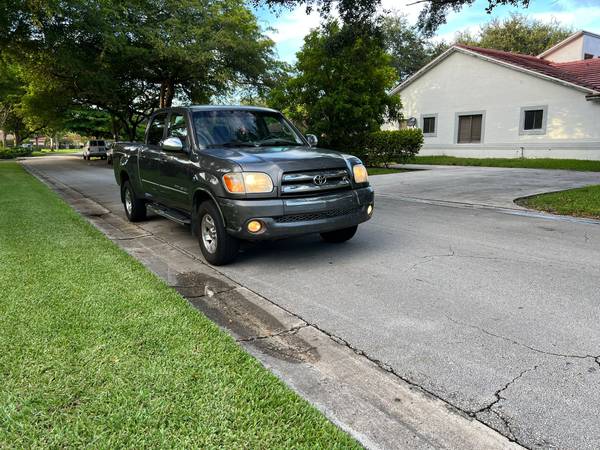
[517, 185, 600, 219]
[0, 162, 359, 448]
[367, 167, 408, 175]
[410, 156, 600, 172]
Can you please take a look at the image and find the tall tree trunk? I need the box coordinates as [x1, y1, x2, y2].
[1, 131, 6, 148]
[159, 79, 175, 108]
[111, 115, 120, 141]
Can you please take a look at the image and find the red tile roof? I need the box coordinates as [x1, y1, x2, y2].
[456, 44, 600, 93]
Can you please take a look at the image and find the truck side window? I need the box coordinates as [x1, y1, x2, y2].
[147, 114, 167, 145]
[168, 113, 188, 149]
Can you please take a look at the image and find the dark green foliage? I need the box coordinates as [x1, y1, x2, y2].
[255, 0, 531, 32]
[1, 0, 277, 140]
[366, 129, 423, 167]
[0, 147, 32, 159]
[268, 22, 401, 153]
[382, 14, 449, 83]
[417, 0, 531, 37]
[455, 13, 572, 55]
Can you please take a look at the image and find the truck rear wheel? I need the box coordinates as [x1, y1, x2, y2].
[320, 225, 358, 243]
[197, 200, 239, 265]
[122, 180, 146, 222]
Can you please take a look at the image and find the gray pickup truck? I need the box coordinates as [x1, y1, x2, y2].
[113, 106, 374, 265]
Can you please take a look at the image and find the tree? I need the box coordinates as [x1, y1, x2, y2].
[455, 13, 572, 55]
[381, 14, 449, 83]
[268, 22, 401, 152]
[1, 0, 278, 140]
[256, 0, 531, 30]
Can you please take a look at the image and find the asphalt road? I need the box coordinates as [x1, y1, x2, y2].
[23, 155, 600, 449]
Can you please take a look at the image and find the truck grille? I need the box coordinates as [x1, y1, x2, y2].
[275, 206, 358, 223]
[281, 168, 351, 196]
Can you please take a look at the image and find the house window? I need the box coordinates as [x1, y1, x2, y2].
[421, 114, 437, 136]
[519, 106, 547, 135]
[457, 114, 483, 143]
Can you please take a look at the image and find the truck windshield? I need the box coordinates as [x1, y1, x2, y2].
[193, 110, 305, 148]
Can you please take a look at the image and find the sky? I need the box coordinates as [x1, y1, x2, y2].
[253, 0, 600, 62]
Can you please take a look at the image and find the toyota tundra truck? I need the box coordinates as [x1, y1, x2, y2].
[112, 106, 374, 265]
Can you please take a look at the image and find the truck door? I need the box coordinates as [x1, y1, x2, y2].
[160, 111, 194, 211]
[139, 113, 167, 201]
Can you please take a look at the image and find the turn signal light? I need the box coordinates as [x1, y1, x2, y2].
[223, 173, 245, 193]
[367, 204, 373, 215]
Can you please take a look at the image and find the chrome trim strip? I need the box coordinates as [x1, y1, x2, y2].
[141, 178, 187, 194]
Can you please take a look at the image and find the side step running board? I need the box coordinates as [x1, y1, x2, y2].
[148, 204, 191, 226]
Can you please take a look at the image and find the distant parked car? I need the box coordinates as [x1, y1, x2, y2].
[83, 140, 107, 160]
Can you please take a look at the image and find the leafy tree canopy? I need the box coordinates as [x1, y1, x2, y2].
[381, 14, 449, 83]
[455, 13, 573, 55]
[1, 0, 278, 140]
[256, 0, 530, 30]
[268, 22, 401, 152]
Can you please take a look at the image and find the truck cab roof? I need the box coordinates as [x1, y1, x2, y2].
[153, 105, 280, 115]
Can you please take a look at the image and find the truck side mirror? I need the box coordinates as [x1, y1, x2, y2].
[306, 134, 318, 147]
[162, 137, 184, 152]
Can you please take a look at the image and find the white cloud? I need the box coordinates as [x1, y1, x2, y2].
[264, 6, 322, 45]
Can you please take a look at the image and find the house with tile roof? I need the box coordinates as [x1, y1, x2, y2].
[389, 31, 600, 159]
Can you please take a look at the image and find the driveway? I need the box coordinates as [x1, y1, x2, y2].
[22, 156, 600, 449]
[382, 164, 600, 208]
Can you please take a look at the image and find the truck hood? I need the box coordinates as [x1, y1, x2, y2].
[201, 145, 356, 173]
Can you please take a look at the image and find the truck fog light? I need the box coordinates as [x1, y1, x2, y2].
[247, 220, 263, 233]
[367, 204, 373, 215]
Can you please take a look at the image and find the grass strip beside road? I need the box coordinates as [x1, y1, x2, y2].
[517, 185, 600, 219]
[0, 162, 359, 448]
[411, 156, 600, 172]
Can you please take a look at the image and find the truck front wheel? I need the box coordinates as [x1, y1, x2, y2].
[197, 200, 239, 265]
[122, 180, 147, 222]
[320, 225, 358, 243]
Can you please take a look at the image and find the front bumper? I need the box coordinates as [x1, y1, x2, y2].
[218, 187, 374, 240]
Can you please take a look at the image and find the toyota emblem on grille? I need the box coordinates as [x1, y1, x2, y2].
[313, 175, 327, 185]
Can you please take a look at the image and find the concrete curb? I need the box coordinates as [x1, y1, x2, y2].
[22, 161, 523, 450]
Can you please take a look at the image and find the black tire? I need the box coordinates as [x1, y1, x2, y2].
[121, 180, 146, 222]
[197, 200, 239, 265]
[320, 225, 358, 243]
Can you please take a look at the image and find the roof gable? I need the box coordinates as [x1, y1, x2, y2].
[391, 44, 600, 96]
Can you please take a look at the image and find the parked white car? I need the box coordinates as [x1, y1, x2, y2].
[83, 140, 107, 160]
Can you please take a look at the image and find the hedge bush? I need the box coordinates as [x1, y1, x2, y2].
[0, 147, 33, 159]
[364, 129, 423, 167]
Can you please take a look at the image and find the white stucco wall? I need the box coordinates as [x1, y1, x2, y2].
[542, 35, 584, 62]
[394, 51, 600, 159]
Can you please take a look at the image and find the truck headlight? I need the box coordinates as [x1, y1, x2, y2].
[353, 164, 368, 184]
[223, 172, 273, 194]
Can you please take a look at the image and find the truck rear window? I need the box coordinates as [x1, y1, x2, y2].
[193, 110, 304, 148]
[90, 140, 105, 146]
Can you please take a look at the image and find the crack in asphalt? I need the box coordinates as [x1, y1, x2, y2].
[237, 324, 309, 343]
[473, 365, 539, 441]
[446, 315, 600, 362]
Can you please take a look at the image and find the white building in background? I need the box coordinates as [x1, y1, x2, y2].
[389, 31, 600, 160]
